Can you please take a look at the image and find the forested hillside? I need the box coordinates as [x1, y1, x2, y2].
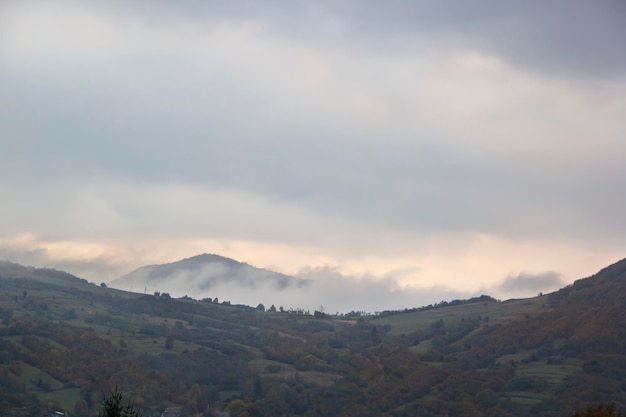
[0, 259, 625, 417]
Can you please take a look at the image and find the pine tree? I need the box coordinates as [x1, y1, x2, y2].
[99, 389, 141, 417]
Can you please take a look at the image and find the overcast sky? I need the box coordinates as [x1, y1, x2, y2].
[1, 0, 625, 312]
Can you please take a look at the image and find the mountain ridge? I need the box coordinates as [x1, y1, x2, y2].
[0, 257, 625, 416]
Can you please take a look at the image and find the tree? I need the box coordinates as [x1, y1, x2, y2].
[573, 402, 625, 417]
[165, 335, 174, 350]
[227, 399, 245, 417]
[256, 304, 265, 312]
[314, 310, 327, 319]
[73, 399, 88, 415]
[99, 389, 141, 417]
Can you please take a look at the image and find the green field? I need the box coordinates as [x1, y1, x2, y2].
[373, 296, 549, 336]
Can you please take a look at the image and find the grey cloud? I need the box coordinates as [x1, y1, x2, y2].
[337, 0, 626, 78]
[3, 116, 626, 246]
[111, 263, 475, 313]
[1, 3, 625, 245]
[499, 271, 563, 295]
[96, 0, 626, 78]
[292, 266, 474, 313]
[1, 0, 626, 276]
[0, 245, 48, 267]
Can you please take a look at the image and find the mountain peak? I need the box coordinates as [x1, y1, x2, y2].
[176, 253, 243, 267]
[109, 253, 311, 299]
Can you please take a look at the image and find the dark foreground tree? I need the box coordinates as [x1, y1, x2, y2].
[99, 389, 141, 417]
[573, 402, 625, 417]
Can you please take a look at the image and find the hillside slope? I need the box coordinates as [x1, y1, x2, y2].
[0, 258, 624, 417]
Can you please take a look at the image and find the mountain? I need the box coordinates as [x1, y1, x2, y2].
[109, 253, 312, 298]
[0, 257, 625, 417]
[0, 260, 90, 285]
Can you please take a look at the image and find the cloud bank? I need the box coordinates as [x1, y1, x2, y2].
[1, 0, 625, 308]
[498, 271, 564, 297]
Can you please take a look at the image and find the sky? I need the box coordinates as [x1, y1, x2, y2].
[1, 0, 626, 312]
